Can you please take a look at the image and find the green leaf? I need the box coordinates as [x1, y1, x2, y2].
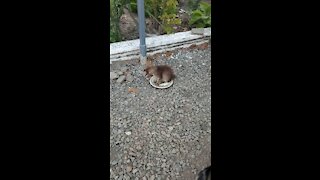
[196, 23, 205, 28]
[191, 9, 203, 16]
[163, 26, 173, 34]
[189, 10, 203, 25]
[205, 17, 211, 25]
[199, 2, 211, 16]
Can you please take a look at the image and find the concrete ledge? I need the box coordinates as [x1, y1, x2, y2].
[110, 28, 211, 64]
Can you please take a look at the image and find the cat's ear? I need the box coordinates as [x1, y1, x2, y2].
[146, 56, 154, 68]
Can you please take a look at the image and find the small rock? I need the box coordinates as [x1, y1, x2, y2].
[161, 163, 166, 168]
[150, 175, 155, 180]
[192, 169, 197, 174]
[147, 163, 153, 167]
[127, 165, 133, 172]
[136, 145, 142, 150]
[118, 175, 124, 180]
[117, 71, 124, 75]
[197, 145, 201, 150]
[126, 74, 134, 82]
[129, 151, 136, 156]
[117, 75, 126, 83]
[110, 72, 119, 80]
[175, 165, 181, 172]
[142, 177, 147, 180]
[168, 126, 174, 131]
[121, 67, 129, 72]
[124, 175, 130, 180]
[133, 169, 138, 174]
[125, 131, 131, 135]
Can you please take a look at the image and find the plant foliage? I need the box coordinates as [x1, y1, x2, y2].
[189, 1, 211, 28]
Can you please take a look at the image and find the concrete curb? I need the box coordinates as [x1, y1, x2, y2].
[110, 28, 211, 64]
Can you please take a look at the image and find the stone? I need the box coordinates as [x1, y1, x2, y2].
[136, 145, 142, 150]
[150, 175, 155, 180]
[161, 163, 166, 168]
[127, 165, 133, 172]
[117, 71, 124, 75]
[117, 75, 126, 83]
[133, 169, 138, 174]
[126, 74, 134, 82]
[124, 175, 130, 180]
[121, 67, 129, 72]
[110, 72, 119, 80]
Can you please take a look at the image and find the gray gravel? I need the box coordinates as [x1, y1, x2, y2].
[110, 48, 211, 180]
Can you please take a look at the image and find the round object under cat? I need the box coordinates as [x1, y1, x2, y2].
[149, 76, 174, 89]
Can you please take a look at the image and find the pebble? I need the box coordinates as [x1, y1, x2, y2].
[117, 71, 124, 75]
[150, 175, 155, 180]
[147, 163, 153, 167]
[127, 165, 133, 172]
[121, 67, 129, 72]
[161, 163, 166, 168]
[116, 75, 126, 83]
[125, 131, 131, 135]
[124, 175, 130, 180]
[126, 74, 134, 82]
[136, 145, 142, 150]
[110, 72, 119, 80]
[118, 175, 123, 180]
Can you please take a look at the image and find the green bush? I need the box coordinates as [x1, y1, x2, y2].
[186, 0, 202, 11]
[110, 0, 126, 43]
[128, 0, 181, 34]
[159, 0, 181, 34]
[189, 1, 211, 28]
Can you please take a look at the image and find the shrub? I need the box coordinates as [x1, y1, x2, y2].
[128, 0, 181, 34]
[110, 0, 126, 43]
[189, 1, 211, 28]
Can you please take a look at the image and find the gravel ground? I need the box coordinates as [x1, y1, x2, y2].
[110, 48, 211, 180]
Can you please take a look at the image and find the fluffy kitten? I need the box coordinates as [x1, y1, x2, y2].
[144, 65, 175, 85]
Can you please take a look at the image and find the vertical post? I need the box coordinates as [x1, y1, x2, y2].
[137, 0, 147, 66]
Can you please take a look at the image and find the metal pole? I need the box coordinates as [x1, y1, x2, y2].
[137, 0, 147, 66]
